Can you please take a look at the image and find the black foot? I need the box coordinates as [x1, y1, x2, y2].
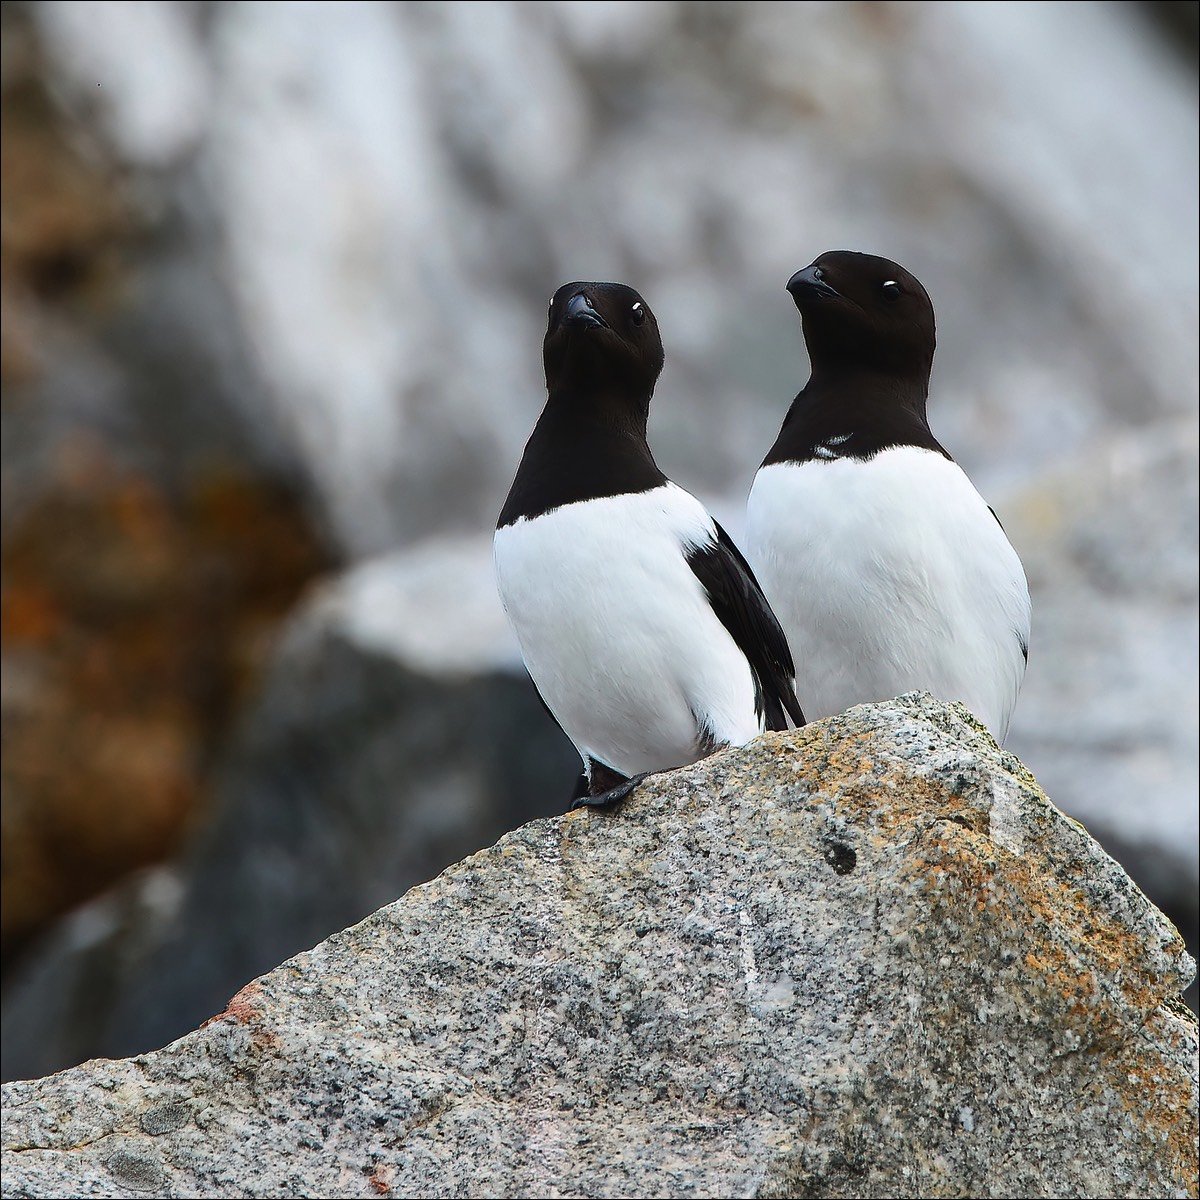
[569, 771, 650, 811]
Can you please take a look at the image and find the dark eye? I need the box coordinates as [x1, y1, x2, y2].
[630, 302, 646, 327]
[881, 280, 901, 301]
[812, 267, 825, 281]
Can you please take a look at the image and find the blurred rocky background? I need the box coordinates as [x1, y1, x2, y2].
[1, 0, 1196, 1082]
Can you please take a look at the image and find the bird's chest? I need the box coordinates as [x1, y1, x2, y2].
[754, 448, 938, 558]
[493, 487, 715, 661]
[493, 487, 751, 773]
[746, 448, 996, 640]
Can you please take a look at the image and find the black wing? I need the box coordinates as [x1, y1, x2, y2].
[686, 521, 806, 731]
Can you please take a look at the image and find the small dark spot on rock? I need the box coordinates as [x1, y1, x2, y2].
[306, 996, 341, 1022]
[106, 1151, 165, 1192]
[822, 841, 857, 875]
[140, 1101, 190, 1136]
[946, 814, 972, 829]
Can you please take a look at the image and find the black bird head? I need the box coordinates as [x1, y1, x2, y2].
[543, 281, 665, 401]
[786, 251, 936, 380]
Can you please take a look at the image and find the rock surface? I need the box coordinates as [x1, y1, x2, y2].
[3, 695, 1195, 1200]
[1003, 416, 1199, 993]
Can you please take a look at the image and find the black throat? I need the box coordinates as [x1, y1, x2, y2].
[761, 364, 950, 467]
[497, 386, 666, 526]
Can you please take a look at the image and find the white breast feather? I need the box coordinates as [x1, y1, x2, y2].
[746, 447, 1030, 742]
[494, 483, 763, 777]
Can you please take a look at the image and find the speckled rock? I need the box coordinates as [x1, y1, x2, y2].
[2, 695, 1196, 1200]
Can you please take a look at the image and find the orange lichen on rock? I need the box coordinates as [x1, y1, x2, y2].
[1, 452, 330, 964]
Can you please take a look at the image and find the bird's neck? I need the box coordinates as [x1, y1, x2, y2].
[497, 387, 664, 526]
[764, 364, 944, 467]
[542, 382, 653, 444]
[809, 361, 931, 414]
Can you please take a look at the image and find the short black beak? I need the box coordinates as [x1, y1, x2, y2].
[787, 265, 841, 302]
[564, 291, 608, 329]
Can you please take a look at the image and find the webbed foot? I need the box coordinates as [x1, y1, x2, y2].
[569, 767, 650, 812]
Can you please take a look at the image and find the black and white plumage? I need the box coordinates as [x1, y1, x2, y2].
[495, 281, 804, 808]
[745, 251, 1030, 743]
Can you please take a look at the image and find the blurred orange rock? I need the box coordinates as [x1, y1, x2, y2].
[1, 450, 330, 967]
[1, 6, 333, 968]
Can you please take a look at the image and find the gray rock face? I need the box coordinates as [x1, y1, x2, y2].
[3, 695, 1195, 1200]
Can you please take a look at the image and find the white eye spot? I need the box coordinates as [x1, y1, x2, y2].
[881, 280, 901, 301]
[630, 302, 646, 327]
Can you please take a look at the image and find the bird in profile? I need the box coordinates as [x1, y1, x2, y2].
[495, 281, 805, 809]
[745, 251, 1030, 743]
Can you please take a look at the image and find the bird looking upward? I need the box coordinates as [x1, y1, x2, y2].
[495, 281, 804, 809]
